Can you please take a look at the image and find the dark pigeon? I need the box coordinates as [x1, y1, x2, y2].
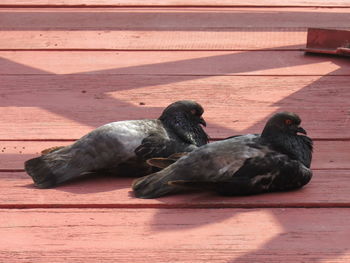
[132, 112, 313, 199]
[25, 100, 209, 188]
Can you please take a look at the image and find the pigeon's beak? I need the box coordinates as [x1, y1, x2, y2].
[297, 126, 307, 135]
[199, 117, 207, 127]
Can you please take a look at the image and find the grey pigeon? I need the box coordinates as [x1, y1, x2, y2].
[132, 112, 313, 198]
[25, 100, 209, 188]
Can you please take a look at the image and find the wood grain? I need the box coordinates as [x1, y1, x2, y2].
[0, 30, 309, 50]
[1, 8, 349, 30]
[1, 170, 349, 208]
[1, 1, 349, 262]
[0, 140, 348, 170]
[1, 208, 350, 262]
[1, 0, 350, 7]
[0, 8, 348, 50]
[0, 75, 348, 139]
[0, 51, 348, 75]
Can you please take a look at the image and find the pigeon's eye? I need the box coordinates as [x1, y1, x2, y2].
[285, 119, 293, 125]
[190, 109, 197, 115]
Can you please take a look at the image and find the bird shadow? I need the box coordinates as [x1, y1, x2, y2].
[23, 173, 132, 194]
[1, 7, 350, 261]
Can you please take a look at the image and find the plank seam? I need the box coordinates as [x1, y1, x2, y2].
[0, 169, 25, 172]
[0, 48, 307, 52]
[0, 49, 326, 52]
[0, 138, 348, 142]
[1, 74, 350, 77]
[0, 5, 350, 8]
[1, 203, 350, 209]
[0, 139, 76, 142]
[2, 168, 349, 173]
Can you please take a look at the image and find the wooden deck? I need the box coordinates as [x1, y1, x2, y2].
[1, 1, 350, 262]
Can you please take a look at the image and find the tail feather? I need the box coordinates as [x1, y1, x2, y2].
[25, 146, 86, 188]
[132, 171, 184, 199]
[25, 135, 127, 188]
[25, 156, 58, 188]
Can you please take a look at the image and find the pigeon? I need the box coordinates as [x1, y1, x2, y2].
[132, 112, 313, 199]
[25, 100, 209, 188]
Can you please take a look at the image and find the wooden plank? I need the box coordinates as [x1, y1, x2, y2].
[1, 0, 350, 7]
[0, 140, 348, 170]
[0, 8, 349, 50]
[0, 51, 349, 76]
[0, 30, 309, 50]
[0, 75, 349, 139]
[1, 208, 350, 262]
[0, 8, 349, 30]
[1, 170, 350, 208]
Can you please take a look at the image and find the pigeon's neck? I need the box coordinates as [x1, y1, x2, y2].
[160, 115, 208, 147]
[262, 133, 313, 168]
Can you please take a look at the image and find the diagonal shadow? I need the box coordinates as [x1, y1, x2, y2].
[0, 11, 349, 260]
[1, 45, 349, 140]
[226, 208, 350, 262]
[144, 64, 350, 262]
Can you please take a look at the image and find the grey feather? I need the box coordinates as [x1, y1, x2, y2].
[25, 100, 208, 188]
[132, 112, 313, 199]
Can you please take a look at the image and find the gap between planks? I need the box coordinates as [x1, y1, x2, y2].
[2, 203, 350, 209]
[1, 5, 349, 8]
[0, 138, 348, 141]
[1, 2, 350, 8]
[0, 49, 308, 51]
[3, 168, 348, 173]
[1, 4, 350, 7]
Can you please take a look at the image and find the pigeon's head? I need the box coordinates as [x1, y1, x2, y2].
[159, 100, 209, 146]
[159, 100, 206, 127]
[262, 112, 307, 137]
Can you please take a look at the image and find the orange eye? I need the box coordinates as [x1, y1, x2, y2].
[191, 109, 196, 115]
[285, 119, 292, 125]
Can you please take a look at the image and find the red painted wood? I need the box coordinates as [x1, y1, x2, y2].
[0, 0, 349, 7]
[0, 140, 348, 170]
[0, 2, 348, 261]
[0, 8, 349, 30]
[0, 30, 308, 50]
[1, 170, 349, 208]
[1, 208, 350, 262]
[0, 141, 71, 170]
[0, 75, 348, 139]
[0, 8, 348, 50]
[0, 51, 348, 75]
